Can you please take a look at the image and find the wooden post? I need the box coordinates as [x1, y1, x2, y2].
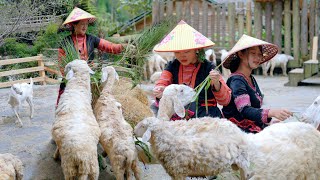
[309, 0, 316, 59]
[38, 54, 46, 85]
[176, 1, 183, 22]
[184, 1, 191, 25]
[193, 0, 200, 30]
[246, 1, 252, 36]
[221, 4, 226, 47]
[228, 2, 236, 47]
[284, 0, 291, 55]
[301, 0, 308, 60]
[238, 2, 245, 38]
[265, 2, 272, 43]
[312, 36, 318, 60]
[216, 5, 221, 45]
[273, 0, 283, 52]
[254, 1, 262, 39]
[159, 1, 165, 21]
[152, 0, 160, 24]
[211, 5, 216, 42]
[202, 0, 208, 36]
[167, 0, 174, 18]
[293, 0, 300, 62]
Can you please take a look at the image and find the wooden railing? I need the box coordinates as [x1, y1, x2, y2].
[0, 54, 60, 88]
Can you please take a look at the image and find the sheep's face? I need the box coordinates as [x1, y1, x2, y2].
[134, 117, 158, 137]
[11, 84, 22, 95]
[304, 95, 320, 129]
[65, 60, 94, 80]
[101, 66, 119, 83]
[163, 84, 196, 107]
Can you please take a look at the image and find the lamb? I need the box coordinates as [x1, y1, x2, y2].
[145, 53, 167, 80]
[52, 60, 101, 180]
[134, 84, 250, 179]
[205, 48, 217, 65]
[0, 153, 24, 180]
[219, 49, 231, 78]
[7, 77, 34, 127]
[93, 66, 140, 180]
[263, 54, 294, 76]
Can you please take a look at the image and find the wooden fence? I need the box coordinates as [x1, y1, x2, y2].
[152, 0, 320, 67]
[0, 55, 60, 88]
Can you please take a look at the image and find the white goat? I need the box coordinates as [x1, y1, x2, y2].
[263, 54, 294, 76]
[219, 49, 231, 78]
[52, 60, 101, 180]
[205, 49, 217, 65]
[94, 66, 140, 180]
[7, 77, 34, 127]
[0, 153, 24, 180]
[134, 84, 249, 179]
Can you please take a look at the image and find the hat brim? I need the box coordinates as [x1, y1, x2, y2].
[154, 44, 214, 52]
[222, 43, 278, 69]
[63, 18, 96, 27]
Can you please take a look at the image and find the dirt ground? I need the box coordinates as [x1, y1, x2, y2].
[0, 76, 319, 180]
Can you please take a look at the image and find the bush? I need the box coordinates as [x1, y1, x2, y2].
[0, 38, 37, 58]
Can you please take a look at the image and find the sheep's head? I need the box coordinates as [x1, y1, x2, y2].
[134, 117, 159, 142]
[11, 84, 23, 95]
[161, 84, 196, 118]
[64, 60, 94, 80]
[286, 55, 294, 61]
[101, 66, 119, 83]
[303, 95, 320, 130]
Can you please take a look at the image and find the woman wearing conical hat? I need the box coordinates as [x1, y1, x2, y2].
[222, 35, 293, 133]
[56, 7, 127, 108]
[152, 20, 231, 120]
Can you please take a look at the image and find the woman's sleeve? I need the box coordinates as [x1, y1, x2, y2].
[155, 70, 173, 88]
[212, 76, 231, 106]
[97, 39, 123, 54]
[230, 79, 270, 124]
[58, 48, 66, 76]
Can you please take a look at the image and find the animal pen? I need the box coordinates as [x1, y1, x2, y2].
[152, 0, 320, 67]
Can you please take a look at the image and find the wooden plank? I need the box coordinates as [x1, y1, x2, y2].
[216, 4, 221, 45]
[246, 1, 252, 36]
[312, 36, 318, 60]
[300, 0, 308, 59]
[193, 0, 200, 30]
[184, 1, 191, 25]
[176, 1, 183, 22]
[273, 0, 283, 52]
[44, 66, 60, 75]
[0, 77, 45, 89]
[284, 0, 291, 55]
[265, 2, 272, 43]
[309, 0, 316, 59]
[152, 0, 160, 24]
[254, 2, 262, 39]
[221, 4, 226, 47]
[210, 5, 216, 41]
[45, 77, 59, 84]
[0, 56, 41, 66]
[159, 1, 165, 21]
[293, 0, 300, 62]
[238, 2, 245, 38]
[202, 0, 208, 36]
[0, 66, 44, 77]
[38, 54, 46, 85]
[166, 0, 173, 17]
[228, 3, 236, 47]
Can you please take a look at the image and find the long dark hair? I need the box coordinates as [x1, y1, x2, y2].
[229, 46, 263, 73]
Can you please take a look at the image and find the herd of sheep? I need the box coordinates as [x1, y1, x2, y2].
[1, 52, 320, 179]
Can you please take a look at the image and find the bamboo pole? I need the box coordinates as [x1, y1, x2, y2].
[284, 0, 292, 55]
[246, 1, 252, 36]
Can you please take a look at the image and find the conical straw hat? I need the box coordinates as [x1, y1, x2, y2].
[223, 34, 278, 69]
[62, 7, 96, 26]
[154, 20, 215, 52]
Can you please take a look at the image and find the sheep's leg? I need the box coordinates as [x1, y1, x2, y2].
[132, 159, 141, 180]
[88, 172, 99, 180]
[12, 107, 23, 128]
[282, 63, 287, 76]
[78, 174, 88, 180]
[239, 168, 246, 180]
[270, 64, 275, 77]
[53, 147, 60, 160]
[26, 97, 34, 119]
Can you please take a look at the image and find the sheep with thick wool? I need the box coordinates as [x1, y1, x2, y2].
[134, 84, 250, 180]
[52, 60, 101, 180]
[93, 66, 140, 180]
[0, 153, 23, 180]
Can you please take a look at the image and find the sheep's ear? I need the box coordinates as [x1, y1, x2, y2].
[115, 71, 119, 81]
[173, 95, 185, 118]
[88, 67, 95, 75]
[142, 128, 151, 143]
[66, 69, 74, 80]
[101, 71, 108, 83]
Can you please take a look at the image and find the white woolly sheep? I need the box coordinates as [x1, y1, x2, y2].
[219, 49, 231, 78]
[134, 84, 249, 180]
[0, 153, 23, 180]
[93, 66, 140, 180]
[205, 48, 217, 65]
[263, 54, 294, 76]
[52, 60, 101, 180]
